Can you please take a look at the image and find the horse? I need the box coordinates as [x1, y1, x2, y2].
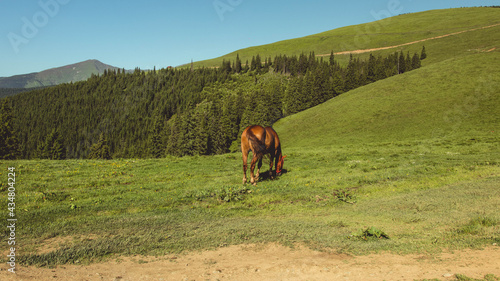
[241, 125, 286, 185]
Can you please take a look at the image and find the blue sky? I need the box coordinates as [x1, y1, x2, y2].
[0, 0, 497, 77]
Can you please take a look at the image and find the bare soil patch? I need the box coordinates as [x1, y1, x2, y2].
[1, 244, 499, 281]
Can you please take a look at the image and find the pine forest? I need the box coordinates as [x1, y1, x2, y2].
[1, 49, 425, 160]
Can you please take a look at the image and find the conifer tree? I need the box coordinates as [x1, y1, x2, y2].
[36, 129, 65, 160]
[283, 77, 305, 115]
[88, 133, 112, 159]
[345, 55, 359, 90]
[255, 54, 262, 72]
[149, 117, 164, 158]
[405, 52, 413, 72]
[244, 60, 249, 73]
[235, 54, 242, 73]
[420, 46, 427, 60]
[367, 54, 377, 83]
[329, 51, 335, 67]
[0, 99, 19, 159]
[166, 114, 181, 156]
[179, 109, 196, 155]
[398, 51, 406, 74]
[412, 53, 422, 69]
[250, 56, 256, 71]
[193, 110, 209, 155]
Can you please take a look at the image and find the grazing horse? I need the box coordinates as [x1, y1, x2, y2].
[241, 125, 286, 185]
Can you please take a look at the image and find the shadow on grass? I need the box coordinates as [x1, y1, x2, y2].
[258, 168, 288, 182]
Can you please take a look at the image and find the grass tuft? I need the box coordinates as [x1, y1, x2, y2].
[349, 226, 390, 241]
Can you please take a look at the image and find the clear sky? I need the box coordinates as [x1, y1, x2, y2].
[0, 0, 497, 77]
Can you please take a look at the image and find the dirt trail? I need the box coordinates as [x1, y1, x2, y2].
[1, 244, 499, 281]
[317, 22, 500, 56]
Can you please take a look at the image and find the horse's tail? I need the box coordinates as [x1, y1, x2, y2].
[246, 129, 266, 157]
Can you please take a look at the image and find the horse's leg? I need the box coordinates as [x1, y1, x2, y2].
[250, 154, 259, 185]
[269, 154, 275, 180]
[256, 157, 263, 180]
[242, 149, 248, 184]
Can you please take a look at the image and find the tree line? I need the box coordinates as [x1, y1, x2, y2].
[0, 47, 426, 159]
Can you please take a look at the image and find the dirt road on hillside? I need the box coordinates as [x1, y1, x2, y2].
[2, 244, 499, 281]
[317, 22, 500, 56]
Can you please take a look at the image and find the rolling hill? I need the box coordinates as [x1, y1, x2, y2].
[190, 7, 500, 68]
[0, 59, 121, 89]
[275, 51, 500, 148]
[269, 8, 500, 148]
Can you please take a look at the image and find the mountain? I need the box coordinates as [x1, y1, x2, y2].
[0, 59, 121, 89]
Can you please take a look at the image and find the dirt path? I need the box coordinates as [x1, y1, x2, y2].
[2, 244, 499, 281]
[317, 22, 500, 56]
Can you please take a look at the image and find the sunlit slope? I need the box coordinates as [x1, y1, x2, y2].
[275, 52, 500, 148]
[191, 7, 500, 68]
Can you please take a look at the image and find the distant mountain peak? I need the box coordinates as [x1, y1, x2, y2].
[0, 60, 122, 89]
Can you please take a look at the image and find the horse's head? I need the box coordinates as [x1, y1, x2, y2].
[276, 155, 287, 175]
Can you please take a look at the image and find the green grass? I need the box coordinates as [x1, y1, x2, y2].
[1, 136, 499, 266]
[276, 52, 500, 147]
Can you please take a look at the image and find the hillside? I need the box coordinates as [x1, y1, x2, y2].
[3, 7, 500, 160]
[190, 7, 500, 68]
[275, 51, 500, 147]
[0, 59, 121, 89]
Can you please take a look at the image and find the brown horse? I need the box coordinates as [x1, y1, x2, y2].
[241, 125, 286, 185]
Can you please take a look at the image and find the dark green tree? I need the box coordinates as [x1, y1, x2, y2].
[235, 54, 242, 73]
[221, 59, 232, 73]
[405, 52, 413, 72]
[193, 109, 209, 155]
[88, 133, 112, 159]
[0, 99, 19, 159]
[250, 56, 256, 71]
[166, 114, 181, 156]
[179, 109, 197, 156]
[420, 46, 427, 60]
[255, 54, 262, 72]
[345, 55, 359, 91]
[36, 128, 65, 160]
[149, 117, 164, 158]
[367, 54, 377, 83]
[244, 60, 249, 72]
[412, 53, 422, 69]
[283, 77, 306, 115]
[329, 51, 335, 67]
[398, 51, 406, 74]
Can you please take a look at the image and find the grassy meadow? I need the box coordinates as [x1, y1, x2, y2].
[1, 7, 499, 268]
[2, 52, 500, 266]
[1, 136, 499, 266]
